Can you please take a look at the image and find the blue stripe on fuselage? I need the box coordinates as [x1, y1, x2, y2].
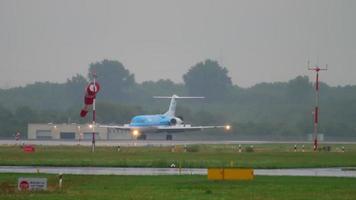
[130, 115, 171, 127]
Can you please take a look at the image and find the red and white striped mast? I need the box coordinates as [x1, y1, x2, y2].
[308, 62, 327, 151]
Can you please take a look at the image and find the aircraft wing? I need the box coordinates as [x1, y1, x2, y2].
[100, 124, 230, 133]
[99, 125, 159, 133]
[99, 125, 132, 131]
[156, 125, 229, 133]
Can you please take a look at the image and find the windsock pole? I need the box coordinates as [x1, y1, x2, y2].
[80, 71, 100, 152]
[91, 73, 97, 153]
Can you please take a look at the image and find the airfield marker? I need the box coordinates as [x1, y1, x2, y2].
[58, 173, 63, 189]
[179, 161, 182, 174]
[308, 63, 327, 151]
[15, 132, 20, 142]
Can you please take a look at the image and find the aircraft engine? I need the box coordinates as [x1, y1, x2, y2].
[80, 82, 100, 117]
[170, 117, 183, 125]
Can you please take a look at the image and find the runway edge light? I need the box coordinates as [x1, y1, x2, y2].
[225, 125, 231, 131]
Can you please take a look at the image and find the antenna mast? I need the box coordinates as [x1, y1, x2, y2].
[308, 61, 327, 151]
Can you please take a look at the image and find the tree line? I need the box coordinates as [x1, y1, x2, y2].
[0, 59, 355, 139]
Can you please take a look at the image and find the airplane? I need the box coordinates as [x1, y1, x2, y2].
[100, 94, 231, 140]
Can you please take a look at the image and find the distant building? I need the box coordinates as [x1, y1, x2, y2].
[27, 123, 132, 140]
[27, 123, 218, 140]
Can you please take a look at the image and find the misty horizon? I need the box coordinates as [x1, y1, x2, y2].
[1, 0, 355, 88]
[0, 58, 350, 90]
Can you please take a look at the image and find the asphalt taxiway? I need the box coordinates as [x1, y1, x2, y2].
[1, 139, 355, 146]
[1, 166, 355, 178]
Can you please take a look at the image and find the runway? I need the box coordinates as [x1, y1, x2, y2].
[1, 166, 355, 178]
[0, 139, 275, 147]
[1, 139, 355, 146]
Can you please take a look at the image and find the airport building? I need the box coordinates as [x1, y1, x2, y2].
[27, 123, 326, 141]
[27, 123, 189, 140]
[27, 123, 132, 140]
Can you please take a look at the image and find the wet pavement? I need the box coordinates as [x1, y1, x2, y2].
[254, 168, 356, 178]
[1, 139, 356, 146]
[0, 166, 205, 175]
[0, 166, 355, 177]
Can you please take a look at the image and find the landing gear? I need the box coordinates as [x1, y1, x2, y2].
[137, 134, 147, 140]
[166, 134, 173, 141]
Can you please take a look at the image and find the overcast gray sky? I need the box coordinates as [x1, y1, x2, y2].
[1, 0, 355, 88]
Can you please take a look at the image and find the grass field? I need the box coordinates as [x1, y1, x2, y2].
[0, 144, 355, 168]
[1, 173, 356, 200]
